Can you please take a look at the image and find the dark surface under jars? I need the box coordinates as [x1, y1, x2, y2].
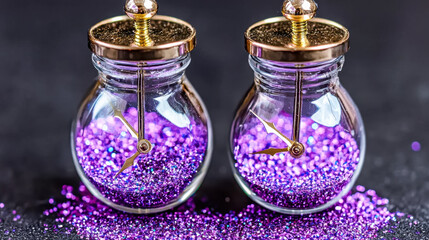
[0, 0, 428, 239]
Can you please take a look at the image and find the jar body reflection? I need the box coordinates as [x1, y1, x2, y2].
[71, 54, 212, 214]
[230, 56, 365, 214]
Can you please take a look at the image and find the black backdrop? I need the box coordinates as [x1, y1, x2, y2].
[0, 0, 428, 238]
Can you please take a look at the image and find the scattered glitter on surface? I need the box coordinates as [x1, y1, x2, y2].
[411, 141, 421, 152]
[233, 115, 361, 210]
[0, 203, 22, 239]
[75, 107, 208, 209]
[41, 184, 414, 239]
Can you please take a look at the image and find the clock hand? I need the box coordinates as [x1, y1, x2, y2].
[115, 66, 153, 178]
[114, 139, 152, 178]
[249, 110, 305, 158]
[106, 100, 138, 138]
[114, 151, 140, 178]
[251, 147, 289, 156]
[250, 110, 294, 148]
[137, 65, 146, 142]
[113, 109, 138, 138]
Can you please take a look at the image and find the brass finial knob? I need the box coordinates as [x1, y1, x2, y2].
[282, 0, 318, 47]
[125, 0, 158, 47]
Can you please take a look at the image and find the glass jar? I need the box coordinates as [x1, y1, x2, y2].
[72, 53, 212, 213]
[71, 0, 212, 214]
[230, 55, 365, 214]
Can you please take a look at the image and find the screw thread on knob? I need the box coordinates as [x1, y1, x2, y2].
[282, 0, 318, 48]
[291, 21, 308, 47]
[125, 0, 158, 47]
[135, 19, 153, 46]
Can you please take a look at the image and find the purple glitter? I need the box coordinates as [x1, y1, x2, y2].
[45, 184, 402, 239]
[233, 115, 360, 209]
[411, 141, 421, 152]
[75, 107, 208, 209]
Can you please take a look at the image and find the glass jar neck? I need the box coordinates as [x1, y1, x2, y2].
[249, 55, 344, 93]
[93, 54, 191, 90]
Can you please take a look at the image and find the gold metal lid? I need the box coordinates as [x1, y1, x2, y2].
[89, 0, 196, 61]
[245, 0, 349, 62]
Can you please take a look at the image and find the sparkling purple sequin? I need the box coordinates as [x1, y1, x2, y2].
[411, 141, 421, 152]
[44, 184, 403, 239]
[233, 115, 360, 209]
[75, 107, 208, 209]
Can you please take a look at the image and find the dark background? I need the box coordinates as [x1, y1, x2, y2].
[0, 0, 428, 239]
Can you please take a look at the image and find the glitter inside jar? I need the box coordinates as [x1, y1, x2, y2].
[72, 53, 212, 213]
[229, 55, 365, 214]
[75, 108, 208, 209]
[233, 114, 360, 210]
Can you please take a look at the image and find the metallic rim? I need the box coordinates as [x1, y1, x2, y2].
[245, 17, 350, 62]
[89, 15, 196, 61]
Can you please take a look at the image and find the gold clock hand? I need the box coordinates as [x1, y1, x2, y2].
[106, 99, 138, 138]
[113, 109, 138, 138]
[115, 65, 155, 179]
[251, 148, 290, 156]
[114, 151, 140, 178]
[136, 63, 153, 150]
[250, 110, 294, 148]
[114, 140, 152, 178]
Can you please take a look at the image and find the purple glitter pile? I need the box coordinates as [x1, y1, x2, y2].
[75, 107, 208, 209]
[44, 184, 402, 239]
[233, 115, 360, 209]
